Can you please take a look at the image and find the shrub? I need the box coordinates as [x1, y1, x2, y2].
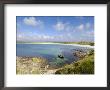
[88, 49, 94, 55]
[55, 54, 94, 74]
[89, 42, 94, 46]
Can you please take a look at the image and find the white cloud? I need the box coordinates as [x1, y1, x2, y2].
[53, 21, 66, 31]
[18, 34, 22, 38]
[77, 24, 84, 30]
[17, 33, 74, 42]
[53, 21, 74, 32]
[17, 34, 24, 41]
[23, 17, 43, 27]
[35, 34, 54, 40]
[76, 23, 93, 31]
[42, 35, 51, 39]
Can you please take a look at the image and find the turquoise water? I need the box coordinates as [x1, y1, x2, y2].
[17, 44, 90, 67]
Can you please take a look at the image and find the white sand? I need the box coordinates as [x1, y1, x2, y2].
[21, 42, 94, 49]
[63, 44, 94, 48]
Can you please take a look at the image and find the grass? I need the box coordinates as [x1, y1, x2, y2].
[55, 50, 94, 74]
[57, 41, 94, 46]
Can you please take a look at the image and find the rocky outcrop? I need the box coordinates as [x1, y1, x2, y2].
[73, 50, 87, 58]
[58, 54, 64, 59]
[16, 57, 49, 74]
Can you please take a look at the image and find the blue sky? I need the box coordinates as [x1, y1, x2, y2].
[17, 16, 94, 42]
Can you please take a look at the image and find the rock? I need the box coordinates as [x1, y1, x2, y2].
[58, 55, 64, 59]
[73, 50, 87, 58]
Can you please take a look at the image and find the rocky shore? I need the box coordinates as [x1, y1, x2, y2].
[16, 56, 58, 74]
[16, 49, 94, 74]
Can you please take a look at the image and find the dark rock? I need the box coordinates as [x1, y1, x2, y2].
[58, 55, 64, 59]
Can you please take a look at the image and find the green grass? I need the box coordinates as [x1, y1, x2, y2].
[55, 50, 94, 74]
[57, 41, 94, 46]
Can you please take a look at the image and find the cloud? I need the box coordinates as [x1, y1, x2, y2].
[17, 33, 55, 42]
[17, 31, 94, 42]
[42, 35, 54, 40]
[17, 34, 24, 41]
[18, 34, 22, 38]
[23, 17, 43, 27]
[17, 32, 74, 42]
[53, 21, 75, 32]
[53, 21, 66, 31]
[77, 24, 84, 30]
[76, 23, 93, 31]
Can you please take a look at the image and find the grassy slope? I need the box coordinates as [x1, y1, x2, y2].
[55, 53, 94, 74]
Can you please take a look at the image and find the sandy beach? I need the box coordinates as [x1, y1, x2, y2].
[17, 42, 94, 48]
[64, 44, 94, 48]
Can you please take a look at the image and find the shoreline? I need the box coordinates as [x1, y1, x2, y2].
[16, 49, 94, 74]
[16, 48, 94, 74]
[16, 56, 59, 74]
[17, 42, 94, 49]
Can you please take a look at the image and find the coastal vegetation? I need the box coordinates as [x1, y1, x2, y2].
[55, 49, 94, 74]
[55, 41, 94, 46]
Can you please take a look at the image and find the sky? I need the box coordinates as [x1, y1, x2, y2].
[17, 16, 94, 42]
